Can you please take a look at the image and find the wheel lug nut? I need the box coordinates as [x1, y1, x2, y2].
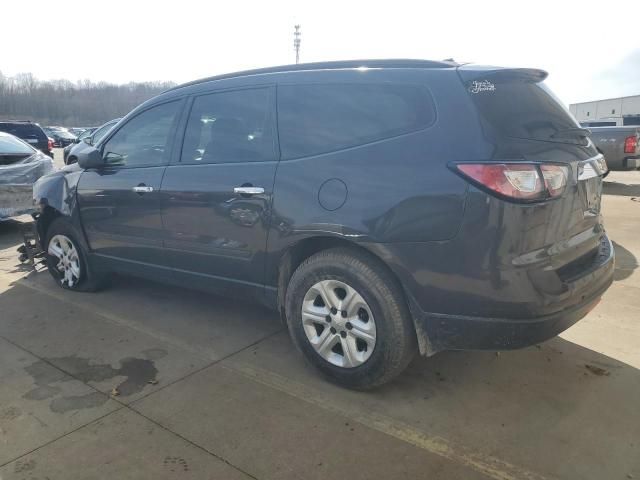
[330, 327, 337, 335]
[330, 307, 338, 315]
[341, 310, 347, 318]
[345, 322, 353, 330]
[325, 315, 331, 323]
[340, 331, 347, 338]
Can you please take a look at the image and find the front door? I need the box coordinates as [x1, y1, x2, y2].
[77, 99, 183, 274]
[160, 87, 278, 298]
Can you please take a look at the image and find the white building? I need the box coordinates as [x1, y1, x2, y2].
[569, 94, 640, 127]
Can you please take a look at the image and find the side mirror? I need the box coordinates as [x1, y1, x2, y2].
[73, 138, 80, 144]
[83, 137, 92, 145]
[77, 146, 104, 169]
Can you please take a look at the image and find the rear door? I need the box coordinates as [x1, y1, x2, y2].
[160, 86, 278, 298]
[77, 100, 183, 274]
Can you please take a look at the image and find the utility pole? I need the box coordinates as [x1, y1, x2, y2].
[293, 25, 301, 64]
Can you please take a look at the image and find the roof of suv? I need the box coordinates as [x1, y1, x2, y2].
[168, 58, 458, 92]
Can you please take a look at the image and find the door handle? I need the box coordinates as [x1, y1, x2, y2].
[132, 185, 154, 194]
[234, 186, 264, 195]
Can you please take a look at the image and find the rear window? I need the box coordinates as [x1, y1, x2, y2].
[278, 83, 436, 159]
[467, 76, 584, 144]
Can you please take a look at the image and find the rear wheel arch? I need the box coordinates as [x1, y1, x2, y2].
[278, 237, 379, 312]
[276, 236, 430, 354]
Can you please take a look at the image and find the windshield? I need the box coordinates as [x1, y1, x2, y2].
[0, 134, 35, 155]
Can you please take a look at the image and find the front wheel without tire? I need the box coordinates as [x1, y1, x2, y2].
[285, 248, 417, 389]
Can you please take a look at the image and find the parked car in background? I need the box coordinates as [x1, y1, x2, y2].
[64, 119, 120, 164]
[0, 121, 53, 157]
[69, 127, 93, 136]
[43, 126, 77, 147]
[78, 127, 97, 137]
[588, 126, 640, 170]
[33, 60, 614, 388]
[0, 132, 55, 220]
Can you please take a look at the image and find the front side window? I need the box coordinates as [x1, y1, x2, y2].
[92, 121, 118, 145]
[102, 102, 180, 167]
[180, 88, 274, 164]
[278, 83, 436, 159]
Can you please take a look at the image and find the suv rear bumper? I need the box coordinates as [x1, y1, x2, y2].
[624, 156, 640, 169]
[418, 235, 614, 352]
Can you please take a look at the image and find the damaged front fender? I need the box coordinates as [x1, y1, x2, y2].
[33, 163, 83, 217]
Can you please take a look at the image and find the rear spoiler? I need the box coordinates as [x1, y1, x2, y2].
[457, 65, 548, 84]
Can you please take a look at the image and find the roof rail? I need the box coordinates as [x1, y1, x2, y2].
[167, 58, 458, 92]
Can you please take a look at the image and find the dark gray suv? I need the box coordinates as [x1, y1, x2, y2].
[33, 59, 614, 388]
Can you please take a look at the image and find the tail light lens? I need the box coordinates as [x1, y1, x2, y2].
[624, 135, 638, 154]
[47, 138, 54, 152]
[454, 163, 568, 202]
[540, 165, 568, 197]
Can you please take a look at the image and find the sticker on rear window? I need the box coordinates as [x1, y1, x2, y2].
[469, 80, 495, 94]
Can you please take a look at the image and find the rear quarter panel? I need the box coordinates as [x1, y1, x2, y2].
[265, 68, 487, 287]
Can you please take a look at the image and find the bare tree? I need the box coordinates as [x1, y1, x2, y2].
[0, 72, 175, 126]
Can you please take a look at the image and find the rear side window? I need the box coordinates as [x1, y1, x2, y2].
[180, 88, 275, 164]
[278, 83, 436, 159]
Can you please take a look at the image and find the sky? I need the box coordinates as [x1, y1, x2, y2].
[2, 0, 639, 105]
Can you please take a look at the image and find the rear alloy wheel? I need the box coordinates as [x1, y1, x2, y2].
[286, 248, 417, 389]
[48, 234, 82, 288]
[302, 280, 376, 368]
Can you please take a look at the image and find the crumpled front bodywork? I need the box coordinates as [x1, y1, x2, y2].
[0, 153, 55, 220]
[32, 163, 83, 217]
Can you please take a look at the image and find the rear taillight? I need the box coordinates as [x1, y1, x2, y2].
[47, 138, 54, 152]
[540, 165, 568, 197]
[454, 163, 568, 202]
[624, 135, 638, 154]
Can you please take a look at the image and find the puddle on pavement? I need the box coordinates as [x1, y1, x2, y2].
[22, 350, 166, 413]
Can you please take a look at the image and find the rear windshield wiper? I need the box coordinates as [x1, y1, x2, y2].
[551, 127, 591, 139]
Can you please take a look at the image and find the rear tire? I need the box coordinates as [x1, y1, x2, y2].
[285, 248, 417, 389]
[44, 217, 105, 292]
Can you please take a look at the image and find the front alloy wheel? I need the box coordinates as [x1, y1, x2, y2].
[302, 280, 377, 368]
[48, 234, 82, 288]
